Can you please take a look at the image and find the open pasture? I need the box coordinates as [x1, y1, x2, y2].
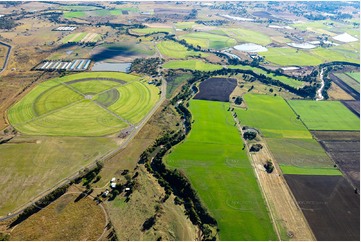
[165, 100, 276, 240]
[221, 28, 272, 46]
[285, 175, 360, 241]
[266, 138, 340, 175]
[157, 40, 207, 58]
[334, 73, 360, 94]
[10, 193, 106, 240]
[180, 32, 237, 50]
[288, 100, 360, 131]
[235, 94, 311, 139]
[8, 72, 159, 136]
[0, 136, 117, 216]
[163, 59, 222, 71]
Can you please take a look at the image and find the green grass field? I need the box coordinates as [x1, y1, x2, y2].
[163, 59, 222, 71]
[131, 28, 173, 35]
[108, 82, 159, 124]
[8, 72, 159, 136]
[61, 32, 100, 43]
[180, 32, 237, 49]
[157, 41, 208, 59]
[335, 73, 360, 93]
[165, 100, 276, 240]
[235, 94, 311, 139]
[175, 21, 195, 29]
[346, 72, 360, 83]
[288, 100, 360, 131]
[219, 28, 272, 46]
[0, 136, 117, 216]
[261, 47, 323, 66]
[266, 138, 341, 175]
[63, 11, 86, 19]
[279, 165, 342, 176]
[166, 73, 193, 98]
[262, 46, 360, 66]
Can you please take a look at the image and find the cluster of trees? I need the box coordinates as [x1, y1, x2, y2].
[0, 18, 17, 30]
[139, 130, 218, 240]
[264, 160, 274, 173]
[130, 57, 163, 76]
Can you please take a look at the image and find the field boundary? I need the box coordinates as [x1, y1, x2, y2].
[234, 111, 316, 240]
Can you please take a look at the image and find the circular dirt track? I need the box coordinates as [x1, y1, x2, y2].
[7, 72, 159, 136]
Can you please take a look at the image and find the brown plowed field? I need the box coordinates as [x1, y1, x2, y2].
[284, 175, 360, 241]
[312, 131, 360, 190]
[194, 78, 237, 102]
[342, 100, 360, 117]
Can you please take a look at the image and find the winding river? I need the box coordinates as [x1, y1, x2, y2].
[316, 68, 325, 101]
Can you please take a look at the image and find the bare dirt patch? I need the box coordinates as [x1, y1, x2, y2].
[194, 77, 237, 102]
[284, 174, 360, 241]
[342, 100, 360, 117]
[312, 131, 360, 190]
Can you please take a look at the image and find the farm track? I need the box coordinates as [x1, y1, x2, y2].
[0, 79, 166, 222]
[234, 113, 315, 241]
[0, 41, 11, 74]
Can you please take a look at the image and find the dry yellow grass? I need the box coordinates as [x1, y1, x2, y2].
[327, 82, 354, 101]
[10, 192, 106, 241]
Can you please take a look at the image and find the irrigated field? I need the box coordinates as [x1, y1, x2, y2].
[261, 46, 360, 66]
[157, 40, 208, 58]
[163, 59, 222, 71]
[8, 72, 159, 136]
[235, 94, 341, 176]
[288, 100, 360, 131]
[235, 94, 311, 139]
[218, 28, 272, 46]
[180, 32, 237, 49]
[0, 136, 117, 216]
[165, 100, 276, 240]
[266, 138, 340, 175]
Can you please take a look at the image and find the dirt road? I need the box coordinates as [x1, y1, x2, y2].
[233, 113, 315, 240]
